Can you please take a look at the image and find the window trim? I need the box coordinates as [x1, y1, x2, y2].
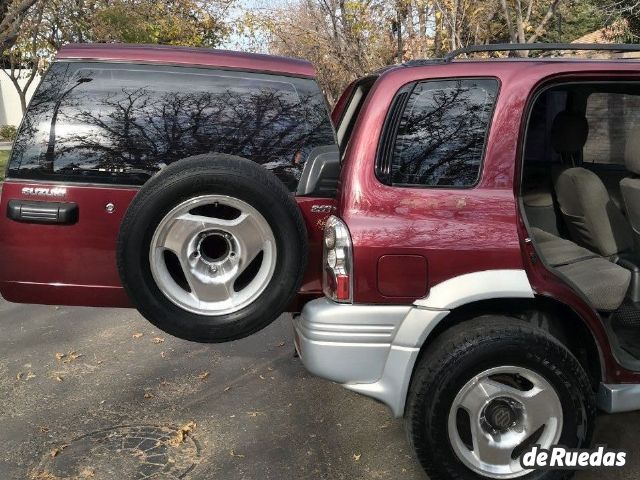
[375, 76, 500, 189]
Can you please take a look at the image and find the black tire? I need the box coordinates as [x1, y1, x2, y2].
[117, 154, 307, 343]
[405, 316, 596, 480]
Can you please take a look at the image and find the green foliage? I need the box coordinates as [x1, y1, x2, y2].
[545, 0, 608, 42]
[0, 125, 17, 141]
[0, 150, 9, 181]
[44, 0, 234, 49]
[90, 0, 231, 47]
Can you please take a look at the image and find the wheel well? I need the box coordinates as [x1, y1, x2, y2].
[415, 296, 603, 390]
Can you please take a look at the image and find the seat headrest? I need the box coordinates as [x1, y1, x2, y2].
[624, 126, 640, 175]
[551, 111, 589, 154]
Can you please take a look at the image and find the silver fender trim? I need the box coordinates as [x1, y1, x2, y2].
[414, 269, 534, 310]
[598, 383, 640, 413]
[294, 269, 536, 418]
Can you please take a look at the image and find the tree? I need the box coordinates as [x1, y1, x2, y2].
[600, 0, 640, 39]
[2, 0, 49, 113]
[2, 0, 236, 117]
[0, 0, 38, 56]
[250, 0, 615, 101]
[41, 0, 235, 49]
[244, 0, 397, 103]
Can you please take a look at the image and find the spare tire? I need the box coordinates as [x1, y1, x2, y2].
[117, 154, 307, 343]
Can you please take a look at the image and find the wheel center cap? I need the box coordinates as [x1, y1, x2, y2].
[197, 231, 232, 265]
[484, 398, 518, 432]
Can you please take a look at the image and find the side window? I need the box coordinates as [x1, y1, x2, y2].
[9, 62, 335, 190]
[583, 92, 640, 166]
[389, 78, 498, 187]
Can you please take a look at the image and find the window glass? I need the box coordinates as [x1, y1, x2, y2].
[9, 62, 335, 190]
[584, 92, 640, 165]
[390, 79, 498, 187]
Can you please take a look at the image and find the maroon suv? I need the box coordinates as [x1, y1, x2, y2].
[4, 42, 640, 479]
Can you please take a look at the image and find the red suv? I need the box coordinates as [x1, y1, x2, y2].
[4, 43, 640, 479]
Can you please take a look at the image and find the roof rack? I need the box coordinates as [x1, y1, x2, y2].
[443, 43, 640, 62]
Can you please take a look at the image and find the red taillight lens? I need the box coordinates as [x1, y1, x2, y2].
[335, 274, 350, 301]
[322, 216, 353, 303]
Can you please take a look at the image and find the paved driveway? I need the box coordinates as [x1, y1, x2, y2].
[0, 297, 638, 479]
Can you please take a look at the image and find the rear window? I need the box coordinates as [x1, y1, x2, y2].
[9, 62, 335, 190]
[583, 91, 640, 166]
[388, 78, 498, 187]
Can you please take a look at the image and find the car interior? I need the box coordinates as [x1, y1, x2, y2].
[521, 82, 640, 369]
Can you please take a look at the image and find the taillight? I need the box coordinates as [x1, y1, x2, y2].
[322, 215, 353, 303]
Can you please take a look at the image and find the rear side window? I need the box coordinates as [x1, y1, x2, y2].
[583, 91, 640, 166]
[388, 78, 498, 187]
[9, 62, 335, 190]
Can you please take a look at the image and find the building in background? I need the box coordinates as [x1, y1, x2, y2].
[0, 70, 40, 128]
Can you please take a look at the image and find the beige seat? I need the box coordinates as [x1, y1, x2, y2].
[551, 112, 635, 258]
[531, 228, 631, 311]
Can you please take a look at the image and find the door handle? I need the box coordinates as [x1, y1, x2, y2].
[7, 199, 79, 225]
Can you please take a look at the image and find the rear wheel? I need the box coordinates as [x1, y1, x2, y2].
[405, 316, 595, 480]
[117, 154, 307, 343]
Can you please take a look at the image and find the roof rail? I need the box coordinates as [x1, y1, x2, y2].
[443, 43, 640, 62]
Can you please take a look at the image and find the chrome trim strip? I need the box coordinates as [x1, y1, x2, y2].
[598, 383, 640, 413]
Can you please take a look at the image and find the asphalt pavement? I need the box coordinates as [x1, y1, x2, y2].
[1, 297, 639, 479]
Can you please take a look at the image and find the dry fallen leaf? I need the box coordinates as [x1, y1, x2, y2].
[144, 392, 154, 399]
[79, 467, 95, 478]
[132, 333, 143, 339]
[198, 371, 210, 381]
[54, 376, 63, 383]
[230, 449, 245, 458]
[39, 426, 49, 433]
[353, 453, 361, 461]
[62, 351, 82, 363]
[29, 471, 57, 480]
[49, 444, 68, 458]
[16, 372, 23, 380]
[54, 352, 65, 361]
[26, 371, 36, 380]
[152, 337, 165, 344]
[168, 421, 196, 446]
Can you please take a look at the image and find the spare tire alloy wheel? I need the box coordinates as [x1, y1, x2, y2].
[117, 154, 307, 343]
[149, 195, 276, 316]
[405, 316, 595, 480]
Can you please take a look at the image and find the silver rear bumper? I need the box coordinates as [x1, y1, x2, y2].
[293, 297, 448, 417]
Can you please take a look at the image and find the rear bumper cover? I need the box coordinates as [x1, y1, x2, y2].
[293, 297, 448, 417]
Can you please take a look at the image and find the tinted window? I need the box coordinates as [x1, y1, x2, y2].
[9, 62, 335, 190]
[584, 91, 640, 166]
[390, 79, 498, 187]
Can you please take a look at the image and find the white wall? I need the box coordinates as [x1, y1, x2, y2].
[0, 69, 41, 127]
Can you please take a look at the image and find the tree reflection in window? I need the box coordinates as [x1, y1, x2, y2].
[391, 79, 498, 187]
[9, 63, 335, 191]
